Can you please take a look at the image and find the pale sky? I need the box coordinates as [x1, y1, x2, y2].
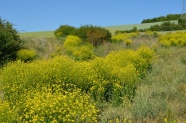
[0, 0, 182, 32]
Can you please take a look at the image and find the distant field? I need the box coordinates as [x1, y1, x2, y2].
[19, 31, 55, 38]
[18, 20, 179, 38]
[104, 20, 178, 34]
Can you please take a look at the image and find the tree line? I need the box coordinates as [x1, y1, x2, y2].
[116, 14, 186, 33]
[141, 14, 181, 23]
[54, 25, 112, 46]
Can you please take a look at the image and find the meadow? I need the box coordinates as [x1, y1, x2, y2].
[0, 31, 186, 123]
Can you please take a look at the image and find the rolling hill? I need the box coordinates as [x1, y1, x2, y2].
[19, 20, 178, 38]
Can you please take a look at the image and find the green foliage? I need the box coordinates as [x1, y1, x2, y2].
[115, 27, 139, 34]
[16, 49, 36, 62]
[141, 14, 181, 23]
[178, 18, 186, 28]
[74, 25, 112, 46]
[141, 14, 186, 31]
[142, 22, 181, 32]
[55, 24, 112, 46]
[0, 17, 22, 66]
[54, 25, 76, 38]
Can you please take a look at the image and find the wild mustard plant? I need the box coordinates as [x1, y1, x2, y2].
[16, 49, 36, 62]
[0, 100, 15, 123]
[111, 33, 138, 46]
[0, 46, 156, 122]
[159, 32, 186, 47]
[63, 35, 95, 61]
[16, 88, 98, 123]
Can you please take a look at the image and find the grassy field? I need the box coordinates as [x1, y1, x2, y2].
[1, 32, 186, 123]
[19, 31, 55, 38]
[104, 20, 178, 34]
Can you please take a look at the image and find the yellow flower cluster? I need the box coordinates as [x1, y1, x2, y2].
[159, 32, 186, 47]
[16, 49, 36, 62]
[0, 46, 155, 122]
[16, 88, 98, 123]
[0, 101, 15, 123]
[111, 33, 138, 46]
[90, 46, 155, 103]
[63, 35, 95, 61]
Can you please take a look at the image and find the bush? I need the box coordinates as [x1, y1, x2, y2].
[90, 46, 155, 104]
[0, 17, 22, 66]
[125, 39, 132, 47]
[158, 32, 186, 47]
[73, 46, 95, 61]
[16, 49, 36, 62]
[16, 88, 98, 123]
[54, 25, 76, 38]
[111, 33, 137, 43]
[73, 25, 112, 46]
[63, 35, 95, 61]
[63, 35, 82, 47]
[111, 34, 126, 43]
[55, 24, 112, 46]
[0, 46, 155, 109]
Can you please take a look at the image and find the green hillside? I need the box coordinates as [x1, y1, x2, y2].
[104, 20, 178, 34]
[19, 31, 55, 38]
[19, 20, 178, 38]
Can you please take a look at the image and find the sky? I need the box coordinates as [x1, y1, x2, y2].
[0, 0, 182, 32]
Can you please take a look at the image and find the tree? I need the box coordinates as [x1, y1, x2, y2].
[55, 24, 112, 46]
[0, 17, 22, 66]
[73, 25, 89, 41]
[74, 25, 111, 46]
[54, 25, 76, 38]
[178, 18, 186, 29]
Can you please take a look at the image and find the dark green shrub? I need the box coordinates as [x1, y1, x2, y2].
[70, 25, 111, 46]
[0, 17, 22, 66]
[54, 25, 76, 38]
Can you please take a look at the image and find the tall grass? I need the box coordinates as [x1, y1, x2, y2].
[21, 37, 66, 59]
[131, 47, 186, 122]
[98, 41, 186, 122]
